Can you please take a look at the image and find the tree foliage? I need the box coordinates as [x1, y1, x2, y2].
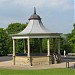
[5, 23, 27, 54]
[6, 23, 27, 34]
[0, 28, 8, 55]
[67, 23, 75, 52]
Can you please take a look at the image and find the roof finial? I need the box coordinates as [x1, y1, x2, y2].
[34, 7, 36, 14]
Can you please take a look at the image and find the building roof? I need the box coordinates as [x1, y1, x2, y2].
[18, 7, 51, 35]
[12, 8, 61, 39]
[18, 20, 50, 35]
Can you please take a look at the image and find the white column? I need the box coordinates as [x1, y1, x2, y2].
[58, 38, 60, 55]
[24, 39, 26, 54]
[64, 50, 66, 57]
[13, 39, 15, 65]
[47, 38, 50, 56]
[28, 38, 30, 57]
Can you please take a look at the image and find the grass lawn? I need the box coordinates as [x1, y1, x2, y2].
[0, 68, 75, 75]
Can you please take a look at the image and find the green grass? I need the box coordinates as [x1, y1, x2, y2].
[0, 68, 75, 75]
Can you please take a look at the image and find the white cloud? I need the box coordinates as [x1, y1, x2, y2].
[0, 0, 73, 10]
[0, 0, 74, 33]
[18, 0, 73, 10]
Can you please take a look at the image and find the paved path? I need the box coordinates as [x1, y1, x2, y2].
[0, 56, 75, 70]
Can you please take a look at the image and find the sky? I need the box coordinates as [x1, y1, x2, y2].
[0, 0, 74, 34]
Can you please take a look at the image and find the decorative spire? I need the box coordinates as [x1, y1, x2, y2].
[34, 7, 36, 14]
[29, 7, 41, 20]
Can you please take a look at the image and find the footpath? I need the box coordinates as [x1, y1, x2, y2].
[0, 56, 75, 70]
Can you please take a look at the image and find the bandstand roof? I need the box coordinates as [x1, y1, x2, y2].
[12, 8, 62, 39]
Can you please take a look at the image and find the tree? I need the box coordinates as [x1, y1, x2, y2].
[0, 28, 8, 55]
[5, 23, 27, 54]
[67, 23, 75, 52]
[6, 23, 27, 34]
[61, 37, 72, 54]
[60, 23, 75, 54]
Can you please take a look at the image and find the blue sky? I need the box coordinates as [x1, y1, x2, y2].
[0, 0, 74, 34]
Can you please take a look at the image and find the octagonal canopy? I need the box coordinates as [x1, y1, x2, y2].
[12, 8, 61, 39]
[18, 20, 50, 35]
[18, 8, 50, 35]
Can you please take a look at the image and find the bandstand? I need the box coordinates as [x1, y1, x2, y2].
[12, 8, 62, 66]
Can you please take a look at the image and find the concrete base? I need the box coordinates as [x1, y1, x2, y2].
[15, 56, 52, 66]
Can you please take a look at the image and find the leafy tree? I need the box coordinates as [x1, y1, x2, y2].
[60, 23, 75, 54]
[30, 38, 40, 53]
[5, 23, 27, 54]
[61, 37, 72, 54]
[67, 23, 75, 52]
[0, 28, 8, 55]
[6, 23, 27, 34]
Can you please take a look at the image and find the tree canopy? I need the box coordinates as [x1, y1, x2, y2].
[67, 24, 75, 52]
[6, 23, 27, 54]
[6, 23, 27, 34]
[0, 28, 8, 55]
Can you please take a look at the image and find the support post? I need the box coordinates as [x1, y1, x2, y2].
[27, 38, 32, 66]
[24, 39, 26, 54]
[66, 62, 69, 68]
[47, 38, 50, 56]
[57, 38, 61, 63]
[53, 38, 56, 54]
[13, 39, 16, 65]
[58, 38, 60, 55]
[52, 38, 57, 64]
[27, 38, 30, 57]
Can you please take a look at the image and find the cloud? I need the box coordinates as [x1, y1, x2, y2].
[0, 0, 73, 10]
[0, 0, 74, 33]
[14, 0, 73, 10]
[0, 0, 73, 19]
